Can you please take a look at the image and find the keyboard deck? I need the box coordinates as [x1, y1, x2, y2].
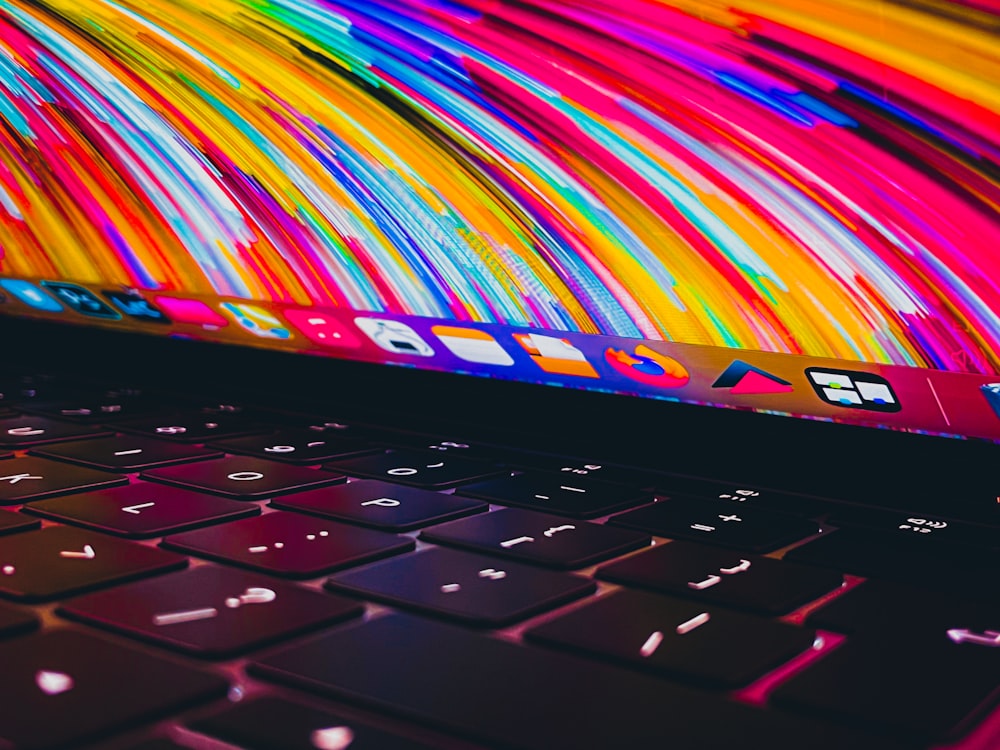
[0, 374, 998, 750]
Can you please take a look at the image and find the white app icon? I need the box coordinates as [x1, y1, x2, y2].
[432, 326, 514, 366]
[354, 318, 435, 357]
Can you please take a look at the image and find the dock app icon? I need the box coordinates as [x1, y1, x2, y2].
[806, 367, 901, 413]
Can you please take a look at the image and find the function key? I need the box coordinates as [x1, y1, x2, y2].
[142, 457, 345, 500]
[0, 415, 110, 448]
[526, 589, 817, 689]
[326, 450, 501, 489]
[163, 511, 413, 578]
[0, 457, 127, 505]
[326, 547, 594, 627]
[0, 509, 40, 536]
[32, 435, 223, 472]
[251, 614, 899, 750]
[190, 696, 437, 749]
[25, 482, 259, 538]
[421, 508, 650, 569]
[0, 630, 227, 750]
[597, 541, 844, 615]
[0, 525, 186, 602]
[458, 472, 651, 518]
[210, 430, 378, 464]
[808, 579, 1000, 638]
[609, 496, 820, 553]
[60, 566, 362, 658]
[771, 630, 1000, 741]
[112, 413, 265, 442]
[271, 480, 487, 531]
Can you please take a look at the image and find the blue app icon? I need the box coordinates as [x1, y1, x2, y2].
[0, 279, 64, 312]
[981, 383, 1000, 421]
[103, 290, 170, 324]
[41, 282, 120, 319]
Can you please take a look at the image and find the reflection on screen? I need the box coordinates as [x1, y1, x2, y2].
[0, 0, 998, 373]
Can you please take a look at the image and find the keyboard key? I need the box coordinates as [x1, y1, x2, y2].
[32, 435, 222, 472]
[784, 528, 1000, 594]
[271, 480, 486, 531]
[0, 526, 186, 602]
[597, 541, 844, 615]
[808, 579, 1000, 637]
[142, 457, 345, 500]
[771, 631, 1000, 741]
[210, 430, 378, 464]
[421, 508, 650, 569]
[0, 457, 127, 505]
[652, 477, 835, 518]
[19, 398, 156, 423]
[0, 629, 227, 749]
[190, 697, 436, 749]
[508, 456, 658, 488]
[326, 547, 594, 627]
[459, 472, 650, 518]
[0, 415, 110, 448]
[326, 450, 500, 488]
[163, 511, 413, 578]
[0, 600, 37, 638]
[25, 482, 258, 538]
[527, 589, 817, 688]
[0, 509, 39, 536]
[610, 497, 819, 553]
[828, 505, 999, 548]
[251, 613, 905, 750]
[60, 566, 362, 658]
[113, 413, 265, 442]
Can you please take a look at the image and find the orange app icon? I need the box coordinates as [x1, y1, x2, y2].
[513, 333, 598, 378]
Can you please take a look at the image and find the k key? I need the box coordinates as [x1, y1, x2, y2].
[0, 456, 127, 505]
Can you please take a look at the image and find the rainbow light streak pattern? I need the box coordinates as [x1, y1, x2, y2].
[1, 1, 999, 373]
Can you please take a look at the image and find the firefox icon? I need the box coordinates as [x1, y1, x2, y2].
[604, 344, 690, 388]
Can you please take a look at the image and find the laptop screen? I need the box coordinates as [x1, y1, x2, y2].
[1, 1, 998, 441]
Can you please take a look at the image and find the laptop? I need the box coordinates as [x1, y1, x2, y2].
[0, 0, 998, 747]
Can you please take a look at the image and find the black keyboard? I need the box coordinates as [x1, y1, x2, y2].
[0, 373, 998, 750]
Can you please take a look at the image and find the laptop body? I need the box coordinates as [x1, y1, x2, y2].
[1, 0, 999, 748]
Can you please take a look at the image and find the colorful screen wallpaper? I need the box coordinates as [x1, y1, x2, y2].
[1, 0, 1000, 437]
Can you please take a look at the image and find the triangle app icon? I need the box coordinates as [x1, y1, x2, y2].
[713, 360, 793, 395]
